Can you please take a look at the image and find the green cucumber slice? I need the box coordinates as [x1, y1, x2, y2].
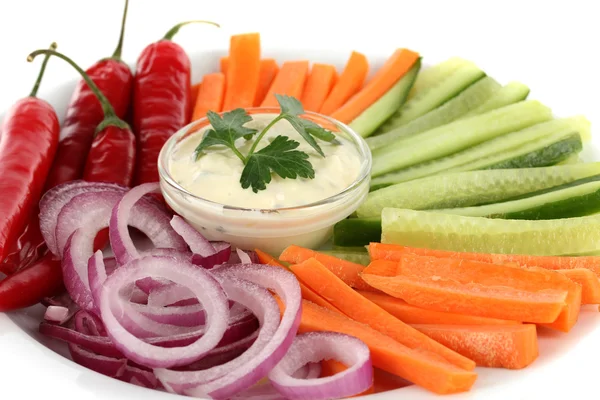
[366, 76, 502, 151]
[333, 217, 382, 247]
[358, 163, 600, 218]
[320, 250, 370, 266]
[370, 116, 589, 187]
[377, 64, 486, 133]
[381, 207, 600, 256]
[461, 81, 530, 118]
[349, 59, 421, 138]
[436, 180, 600, 220]
[497, 173, 600, 204]
[371, 100, 553, 177]
[408, 57, 473, 100]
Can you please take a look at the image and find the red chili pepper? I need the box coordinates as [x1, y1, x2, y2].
[133, 20, 219, 185]
[0, 44, 60, 266]
[0, 0, 132, 274]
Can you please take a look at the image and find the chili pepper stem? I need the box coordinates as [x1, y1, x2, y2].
[111, 0, 129, 59]
[29, 42, 57, 98]
[27, 49, 130, 134]
[162, 20, 220, 41]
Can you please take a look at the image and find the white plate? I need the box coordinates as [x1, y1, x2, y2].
[1, 47, 600, 400]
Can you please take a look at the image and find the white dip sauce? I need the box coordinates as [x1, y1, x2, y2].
[168, 113, 362, 209]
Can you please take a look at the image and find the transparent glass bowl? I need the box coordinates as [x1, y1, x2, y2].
[158, 108, 372, 256]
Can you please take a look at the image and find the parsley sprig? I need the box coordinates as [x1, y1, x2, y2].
[194, 95, 336, 193]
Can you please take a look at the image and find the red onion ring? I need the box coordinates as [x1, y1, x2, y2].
[170, 215, 215, 257]
[68, 343, 127, 378]
[119, 363, 160, 389]
[269, 332, 373, 400]
[98, 255, 229, 368]
[43, 306, 70, 324]
[39, 322, 122, 358]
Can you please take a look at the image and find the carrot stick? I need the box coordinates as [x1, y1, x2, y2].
[253, 59, 280, 106]
[222, 33, 261, 110]
[291, 258, 476, 371]
[412, 324, 539, 369]
[295, 300, 477, 394]
[358, 290, 521, 325]
[369, 242, 600, 278]
[188, 82, 201, 121]
[361, 270, 568, 323]
[260, 61, 309, 107]
[320, 51, 369, 115]
[320, 360, 374, 396]
[330, 49, 420, 124]
[220, 56, 229, 75]
[393, 254, 582, 332]
[301, 64, 339, 112]
[557, 268, 600, 305]
[280, 245, 374, 291]
[255, 248, 285, 267]
[191, 73, 226, 121]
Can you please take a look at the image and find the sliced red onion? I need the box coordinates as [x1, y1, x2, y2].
[40, 322, 122, 358]
[228, 250, 259, 265]
[127, 302, 206, 328]
[192, 242, 232, 269]
[236, 248, 252, 264]
[68, 343, 127, 378]
[268, 332, 372, 400]
[74, 310, 107, 337]
[109, 183, 187, 265]
[129, 286, 149, 304]
[87, 250, 107, 313]
[44, 306, 70, 324]
[119, 364, 160, 389]
[170, 215, 215, 257]
[146, 283, 193, 307]
[103, 257, 118, 275]
[39, 181, 126, 255]
[231, 383, 288, 400]
[99, 255, 229, 368]
[156, 265, 302, 399]
[295, 363, 322, 380]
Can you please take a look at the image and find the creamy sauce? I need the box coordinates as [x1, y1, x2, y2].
[168, 114, 362, 209]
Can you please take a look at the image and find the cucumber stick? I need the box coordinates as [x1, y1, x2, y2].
[349, 59, 421, 138]
[371, 100, 553, 177]
[461, 81, 530, 118]
[378, 64, 486, 133]
[408, 57, 474, 100]
[381, 208, 600, 256]
[436, 180, 600, 220]
[320, 250, 370, 266]
[370, 116, 589, 187]
[333, 217, 382, 246]
[366, 76, 501, 151]
[358, 163, 600, 218]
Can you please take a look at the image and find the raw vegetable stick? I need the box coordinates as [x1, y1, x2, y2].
[261, 61, 310, 107]
[301, 63, 339, 112]
[291, 258, 476, 371]
[255, 249, 339, 312]
[222, 33, 261, 110]
[294, 299, 478, 394]
[557, 269, 600, 304]
[412, 324, 539, 369]
[320, 360, 375, 396]
[191, 73, 225, 121]
[253, 59, 280, 106]
[320, 51, 369, 115]
[369, 242, 600, 277]
[220, 56, 228, 75]
[330, 48, 420, 124]
[280, 245, 374, 291]
[360, 271, 568, 323]
[358, 290, 521, 325]
[392, 254, 581, 332]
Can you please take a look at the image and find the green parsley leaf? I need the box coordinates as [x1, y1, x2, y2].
[299, 119, 336, 142]
[194, 109, 258, 160]
[240, 136, 315, 193]
[275, 94, 304, 116]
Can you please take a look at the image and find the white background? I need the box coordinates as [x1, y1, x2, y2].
[1, 1, 600, 399]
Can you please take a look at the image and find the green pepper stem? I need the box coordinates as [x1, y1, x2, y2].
[111, 0, 129, 59]
[162, 20, 220, 41]
[29, 42, 57, 98]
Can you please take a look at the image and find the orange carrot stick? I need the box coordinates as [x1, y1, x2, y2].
[301, 64, 338, 112]
[291, 258, 476, 371]
[361, 268, 568, 323]
[296, 300, 478, 395]
[320, 360, 374, 396]
[253, 59, 280, 106]
[320, 51, 369, 115]
[280, 245, 374, 291]
[188, 82, 201, 121]
[557, 268, 600, 305]
[222, 33, 261, 111]
[393, 254, 582, 332]
[330, 49, 420, 124]
[261, 61, 309, 107]
[369, 243, 600, 277]
[220, 56, 229, 75]
[412, 324, 539, 369]
[191, 73, 226, 121]
[358, 290, 521, 325]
